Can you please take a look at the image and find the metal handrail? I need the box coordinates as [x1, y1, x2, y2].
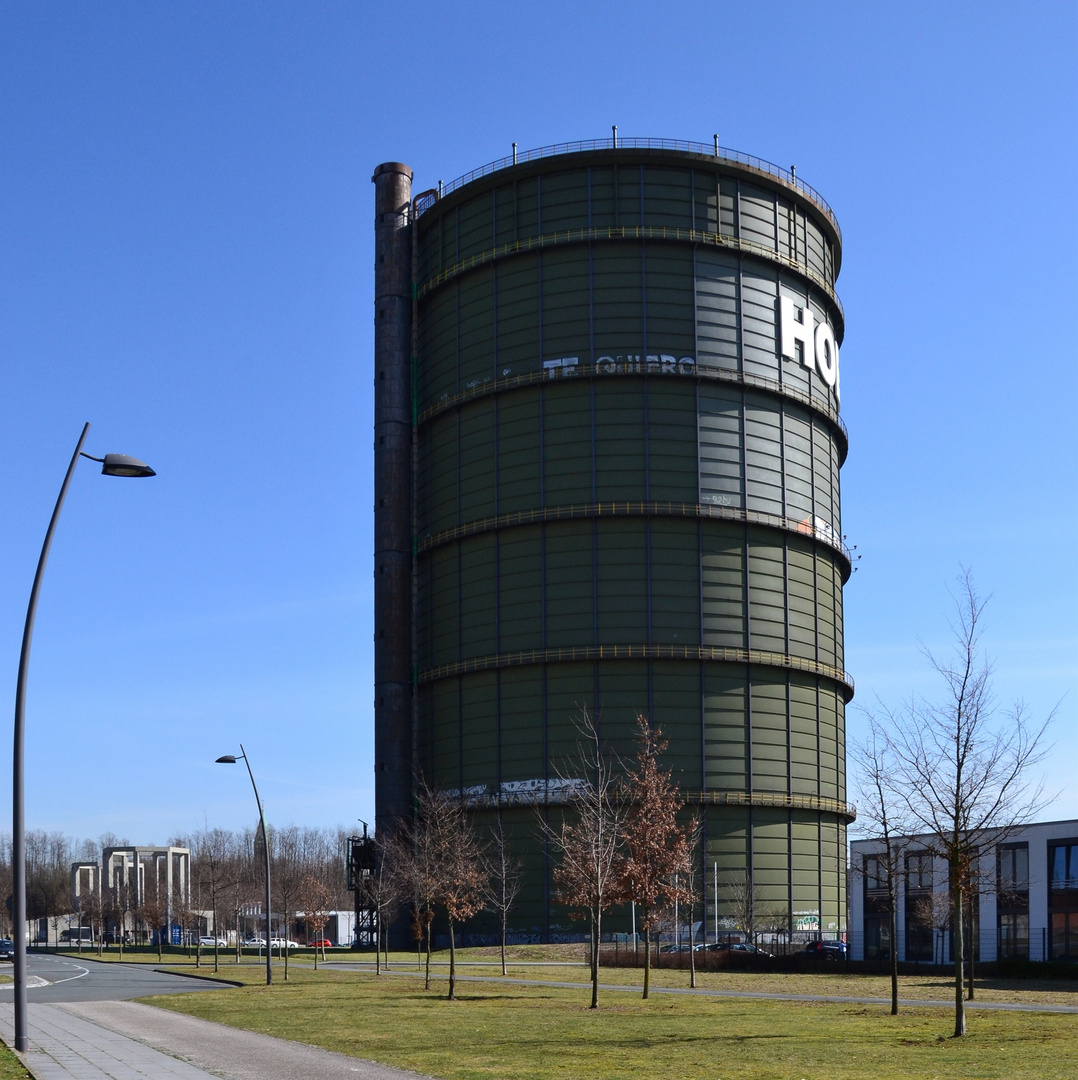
[416, 224, 843, 323]
[416, 136, 841, 243]
[417, 359, 849, 449]
[417, 499, 852, 568]
[690, 789, 856, 821]
[418, 643, 854, 700]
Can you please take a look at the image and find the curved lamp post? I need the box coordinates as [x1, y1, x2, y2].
[13, 422, 155, 1050]
[216, 745, 272, 985]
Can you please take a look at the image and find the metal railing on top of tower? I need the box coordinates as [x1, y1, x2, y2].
[414, 137, 841, 243]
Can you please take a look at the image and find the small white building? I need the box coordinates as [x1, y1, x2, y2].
[849, 818, 1077, 964]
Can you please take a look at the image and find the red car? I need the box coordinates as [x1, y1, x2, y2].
[308, 939, 334, 949]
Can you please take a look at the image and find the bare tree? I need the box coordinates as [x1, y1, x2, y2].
[617, 716, 695, 999]
[544, 708, 627, 1010]
[271, 825, 307, 981]
[410, 895, 432, 980]
[721, 872, 780, 943]
[386, 813, 438, 990]
[0, 834, 11, 940]
[438, 804, 487, 1000]
[222, 857, 256, 964]
[193, 828, 232, 973]
[484, 811, 523, 977]
[77, 873, 106, 956]
[886, 572, 1053, 1037]
[356, 835, 399, 975]
[139, 874, 170, 961]
[299, 874, 333, 967]
[26, 831, 73, 948]
[113, 873, 134, 959]
[393, 781, 487, 1000]
[684, 818, 705, 989]
[852, 713, 911, 1015]
[921, 888, 953, 966]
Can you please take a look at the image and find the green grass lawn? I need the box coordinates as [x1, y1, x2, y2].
[54, 942, 1078, 1006]
[0, 1049, 30, 1080]
[143, 964, 1078, 1080]
[333, 950, 1078, 1007]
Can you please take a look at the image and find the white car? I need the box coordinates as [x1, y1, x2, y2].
[269, 938, 299, 950]
[198, 936, 228, 947]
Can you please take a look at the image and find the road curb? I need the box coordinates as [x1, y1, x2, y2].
[9, 1048, 48, 1080]
[153, 967, 244, 987]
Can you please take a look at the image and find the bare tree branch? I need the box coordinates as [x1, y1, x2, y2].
[880, 571, 1054, 1037]
[541, 707, 627, 1010]
[617, 714, 695, 999]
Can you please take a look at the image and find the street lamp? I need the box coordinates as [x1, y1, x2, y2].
[13, 422, 155, 1051]
[215, 745, 272, 985]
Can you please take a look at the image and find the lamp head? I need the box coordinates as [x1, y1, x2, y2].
[215, 755, 238, 764]
[101, 454, 156, 478]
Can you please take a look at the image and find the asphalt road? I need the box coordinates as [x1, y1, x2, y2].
[0, 953, 236, 1002]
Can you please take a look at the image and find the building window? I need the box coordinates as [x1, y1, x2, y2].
[904, 851, 935, 962]
[865, 915, 891, 960]
[864, 854, 887, 892]
[906, 852, 933, 891]
[997, 843, 1029, 960]
[999, 913, 1029, 960]
[863, 854, 891, 960]
[1048, 841, 1078, 962]
[998, 843, 1029, 892]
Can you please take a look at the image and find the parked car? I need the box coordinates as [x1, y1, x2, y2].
[0, 939, 14, 960]
[307, 939, 333, 949]
[702, 942, 774, 959]
[803, 940, 846, 957]
[269, 938, 299, 950]
[244, 938, 267, 947]
[60, 929, 94, 946]
[198, 936, 228, 948]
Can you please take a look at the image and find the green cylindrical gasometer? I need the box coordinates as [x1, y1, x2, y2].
[383, 138, 854, 942]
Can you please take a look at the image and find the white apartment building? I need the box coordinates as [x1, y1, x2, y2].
[849, 818, 1077, 964]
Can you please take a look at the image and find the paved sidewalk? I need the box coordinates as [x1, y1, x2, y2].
[0, 1001, 434, 1080]
[0, 1004, 218, 1079]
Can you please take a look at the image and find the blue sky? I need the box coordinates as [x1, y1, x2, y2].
[1, 1, 1074, 843]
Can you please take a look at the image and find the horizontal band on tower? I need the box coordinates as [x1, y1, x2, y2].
[687, 789, 856, 821]
[417, 360, 848, 455]
[418, 643, 854, 701]
[417, 499, 852, 572]
[417, 224, 843, 329]
[458, 785, 856, 822]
